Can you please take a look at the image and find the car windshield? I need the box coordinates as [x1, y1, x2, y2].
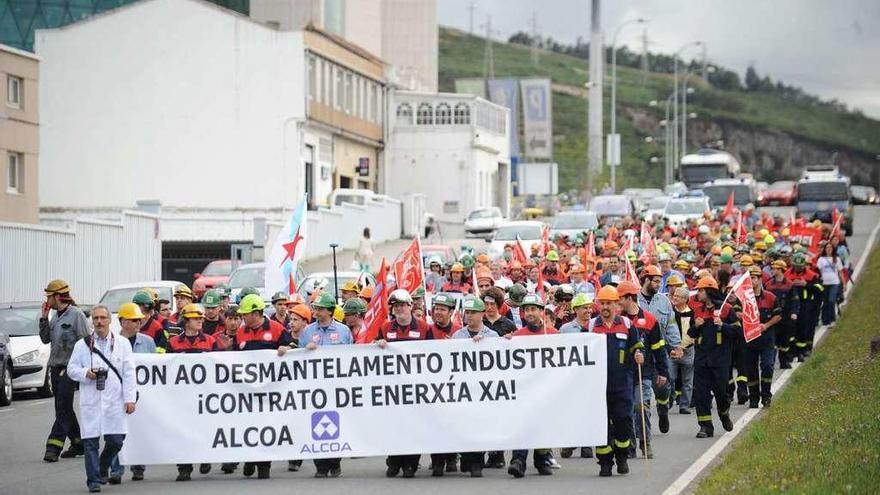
[665, 200, 707, 215]
[422, 250, 449, 266]
[590, 197, 631, 216]
[0, 307, 41, 337]
[228, 267, 265, 288]
[468, 209, 497, 219]
[333, 194, 366, 206]
[99, 287, 173, 313]
[552, 213, 598, 230]
[798, 182, 849, 202]
[703, 185, 750, 206]
[646, 197, 670, 210]
[681, 164, 728, 185]
[296, 275, 372, 300]
[769, 181, 794, 191]
[494, 225, 542, 241]
[202, 262, 232, 277]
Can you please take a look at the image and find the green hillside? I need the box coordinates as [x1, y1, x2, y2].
[438, 27, 880, 191]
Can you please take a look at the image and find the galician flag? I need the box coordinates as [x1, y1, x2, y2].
[265, 194, 308, 296]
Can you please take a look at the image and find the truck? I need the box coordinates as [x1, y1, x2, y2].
[679, 149, 741, 189]
[797, 173, 853, 236]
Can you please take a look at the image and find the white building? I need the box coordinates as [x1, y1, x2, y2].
[385, 91, 511, 222]
[250, 0, 437, 92]
[35, 0, 394, 282]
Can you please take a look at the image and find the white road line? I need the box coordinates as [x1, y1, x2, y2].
[0, 408, 15, 413]
[663, 217, 880, 495]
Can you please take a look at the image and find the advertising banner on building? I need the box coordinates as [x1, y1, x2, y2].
[454, 78, 487, 99]
[487, 78, 520, 157]
[520, 78, 553, 159]
[119, 334, 608, 464]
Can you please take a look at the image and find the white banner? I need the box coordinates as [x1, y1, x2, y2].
[119, 334, 607, 465]
[520, 78, 553, 159]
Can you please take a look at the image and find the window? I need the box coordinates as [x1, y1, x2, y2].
[322, 60, 330, 105]
[376, 88, 384, 125]
[335, 67, 344, 110]
[370, 84, 379, 123]
[436, 103, 452, 124]
[360, 79, 368, 119]
[307, 55, 316, 101]
[454, 103, 470, 124]
[416, 102, 433, 125]
[344, 72, 353, 113]
[7, 75, 22, 108]
[319, 137, 333, 164]
[7, 152, 23, 194]
[396, 103, 413, 126]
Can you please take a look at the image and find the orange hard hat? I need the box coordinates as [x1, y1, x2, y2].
[597, 285, 620, 302]
[290, 304, 312, 323]
[616, 280, 641, 298]
[285, 293, 306, 306]
[509, 260, 523, 271]
[568, 263, 585, 274]
[476, 254, 491, 264]
[642, 265, 662, 277]
[476, 267, 493, 281]
[359, 286, 375, 299]
[710, 245, 722, 255]
[696, 277, 719, 290]
[450, 263, 465, 273]
[605, 240, 619, 251]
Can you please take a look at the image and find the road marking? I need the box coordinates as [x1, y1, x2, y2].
[663, 217, 880, 495]
[0, 408, 14, 413]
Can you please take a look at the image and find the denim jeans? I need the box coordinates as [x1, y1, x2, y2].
[669, 347, 695, 408]
[821, 284, 839, 326]
[83, 434, 126, 489]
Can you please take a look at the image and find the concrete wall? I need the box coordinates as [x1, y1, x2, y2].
[1, 211, 161, 304]
[0, 44, 39, 223]
[35, 0, 307, 211]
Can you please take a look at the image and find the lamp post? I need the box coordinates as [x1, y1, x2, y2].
[610, 17, 647, 192]
[650, 93, 675, 185]
[672, 41, 702, 173]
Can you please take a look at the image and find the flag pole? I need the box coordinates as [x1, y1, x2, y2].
[329, 243, 340, 302]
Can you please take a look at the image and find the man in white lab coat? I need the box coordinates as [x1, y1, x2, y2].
[67, 305, 137, 493]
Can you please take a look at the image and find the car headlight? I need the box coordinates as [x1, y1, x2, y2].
[13, 349, 40, 366]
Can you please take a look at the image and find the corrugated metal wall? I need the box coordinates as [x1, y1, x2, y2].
[0, 211, 161, 304]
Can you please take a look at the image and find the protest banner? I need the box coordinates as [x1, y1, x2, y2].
[119, 334, 608, 465]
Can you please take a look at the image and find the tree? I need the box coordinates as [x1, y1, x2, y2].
[745, 65, 760, 91]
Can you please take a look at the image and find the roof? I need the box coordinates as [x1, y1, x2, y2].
[304, 24, 385, 66]
[0, 43, 40, 61]
[681, 149, 738, 166]
[105, 280, 185, 290]
[703, 177, 755, 186]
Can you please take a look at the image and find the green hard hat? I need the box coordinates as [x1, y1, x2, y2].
[313, 292, 337, 310]
[546, 250, 560, 262]
[202, 289, 222, 308]
[792, 253, 807, 266]
[411, 286, 426, 298]
[460, 254, 475, 269]
[507, 284, 527, 306]
[571, 293, 594, 310]
[432, 292, 457, 308]
[342, 298, 367, 315]
[237, 294, 266, 314]
[271, 291, 289, 303]
[719, 253, 733, 264]
[132, 290, 154, 306]
[521, 293, 545, 309]
[461, 295, 485, 312]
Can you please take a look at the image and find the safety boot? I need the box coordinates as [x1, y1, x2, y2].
[615, 452, 630, 474]
[507, 458, 525, 478]
[560, 448, 574, 458]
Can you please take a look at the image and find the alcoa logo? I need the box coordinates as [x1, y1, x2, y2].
[302, 411, 352, 454]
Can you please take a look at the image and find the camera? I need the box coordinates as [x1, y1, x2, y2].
[93, 368, 109, 391]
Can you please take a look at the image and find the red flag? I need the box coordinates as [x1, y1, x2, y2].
[724, 273, 762, 342]
[735, 210, 747, 244]
[512, 235, 528, 264]
[540, 225, 550, 256]
[830, 207, 843, 239]
[586, 231, 596, 259]
[722, 191, 735, 220]
[393, 237, 424, 293]
[536, 262, 546, 301]
[624, 254, 642, 289]
[451, 298, 464, 328]
[789, 225, 823, 257]
[356, 259, 389, 344]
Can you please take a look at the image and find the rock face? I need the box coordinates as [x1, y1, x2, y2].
[625, 106, 879, 187]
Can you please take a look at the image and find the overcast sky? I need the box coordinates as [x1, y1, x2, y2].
[438, 0, 880, 119]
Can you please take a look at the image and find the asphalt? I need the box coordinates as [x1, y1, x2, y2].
[2, 206, 877, 495]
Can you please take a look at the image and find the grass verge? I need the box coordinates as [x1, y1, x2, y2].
[695, 245, 880, 494]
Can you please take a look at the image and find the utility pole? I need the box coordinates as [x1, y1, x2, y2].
[587, 0, 603, 195]
[482, 16, 495, 80]
[468, 1, 476, 35]
[640, 28, 649, 86]
[701, 43, 708, 82]
[529, 12, 540, 66]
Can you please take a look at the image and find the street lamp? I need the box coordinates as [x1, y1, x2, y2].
[610, 17, 647, 193]
[672, 41, 702, 172]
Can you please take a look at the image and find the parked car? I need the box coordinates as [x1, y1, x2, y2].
[641, 196, 671, 222]
[192, 260, 235, 299]
[851, 185, 879, 205]
[488, 220, 544, 256]
[97, 281, 185, 333]
[228, 262, 307, 302]
[759, 180, 797, 206]
[550, 210, 599, 240]
[1, 302, 52, 397]
[622, 188, 664, 212]
[422, 244, 457, 268]
[0, 329, 12, 406]
[663, 196, 713, 227]
[588, 195, 635, 220]
[329, 188, 377, 207]
[464, 207, 505, 236]
[297, 271, 376, 303]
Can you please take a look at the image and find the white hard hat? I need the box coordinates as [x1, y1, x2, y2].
[698, 225, 710, 234]
[388, 289, 413, 305]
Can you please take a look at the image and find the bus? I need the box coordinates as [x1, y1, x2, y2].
[797, 174, 853, 236]
[679, 149, 741, 189]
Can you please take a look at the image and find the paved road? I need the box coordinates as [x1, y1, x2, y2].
[2, 207, 877, 495]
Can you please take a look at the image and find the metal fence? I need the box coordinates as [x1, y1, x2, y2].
[0, 211, 161, 304]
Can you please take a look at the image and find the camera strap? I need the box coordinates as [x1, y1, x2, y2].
[84, 335, 123, 385]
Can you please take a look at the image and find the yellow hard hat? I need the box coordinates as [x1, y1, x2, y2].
[44, 279, 71, 296]
[666, 274, 684, 287]
[117, 302, 146, 320]
[141, 287, 159, 302]
[174, 284, 194, 299]
[340, 280, 360, 293]
[740, 254, 754, 267]
[181, 303, 205, 319]
[721, 246, 735, 257]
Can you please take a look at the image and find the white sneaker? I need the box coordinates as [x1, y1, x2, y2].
[547, 457, 562, 469]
